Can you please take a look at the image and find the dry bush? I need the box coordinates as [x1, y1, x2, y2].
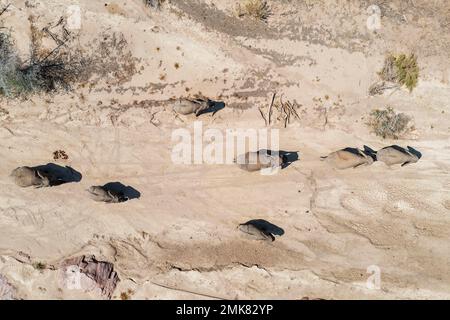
[368, 81, 398, 96]
[367, 107, 414, 139]
[144, 0, 166, 8]
[0, 22, 87, 97]
[236, 0, 271, 22]
[32, 262, 46, 270]
[0, 32, 20, 96]
[86, 32, 138, 86]
[379, 54, 397, 83]
[120, 289, 134, 300]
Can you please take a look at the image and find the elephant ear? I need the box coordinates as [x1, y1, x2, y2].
[36, 170, 48, 181]
[195, 108, 203, 117]
[363, 145, 376, 154]
[195, 104, 209, 117]
[262, 231, 275, 241]
[36, 170, 50, 187]
[354, 148, 364, 157]
[36, 170, 44, 178]
[107, 190, 119, 202]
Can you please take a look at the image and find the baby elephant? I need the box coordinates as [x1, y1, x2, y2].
[87, 186, 128, 203]
[173, 98, 213, 116]
[10, 166, 52, 188]
[321, 147, 375, 169]
[235, 150, 287, 172]
[376, 145, 421, 167]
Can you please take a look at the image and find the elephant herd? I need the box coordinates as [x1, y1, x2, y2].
[236, 144, 421, 173]
[8, 97, 422, 242]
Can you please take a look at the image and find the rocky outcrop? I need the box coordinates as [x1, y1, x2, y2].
[0, 275, 17, 300]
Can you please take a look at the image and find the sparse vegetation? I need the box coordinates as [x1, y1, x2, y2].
[33, 262, 46, 270]
[0, 24, 87, 97]
[393, 54, 419, 91]
[367, 107, 414, 139]
[258, 93, 301, 127]
[0, 16, 138, 98]
[120, 289, 134, 300]
[378, 53, 419, 92]
[144, 0, 165, 9]
[235, 0, 271, 22]
[368, 81, 398, 96]
[120, 292, 130, 300]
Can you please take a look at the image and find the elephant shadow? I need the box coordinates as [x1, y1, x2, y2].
[33, 163, 82, 186]
[102, 182, 141, 201]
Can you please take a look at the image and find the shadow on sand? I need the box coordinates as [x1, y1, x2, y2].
[241, 219, 285, 237]
[196, 99, 226, 117]
[102, 182, 141, 201]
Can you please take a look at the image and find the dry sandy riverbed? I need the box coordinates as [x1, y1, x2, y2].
[0, 0, 449, 299]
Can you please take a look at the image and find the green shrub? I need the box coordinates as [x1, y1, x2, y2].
[379, 53, 419, 92]
[394, 54, 419, 92]
[0, 32, 22, 96]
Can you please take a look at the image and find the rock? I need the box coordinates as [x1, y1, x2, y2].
[61, 255, 119, 299]
[0, 274, 17, 300]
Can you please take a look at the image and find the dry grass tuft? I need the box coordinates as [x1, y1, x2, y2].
[32, 262, 46, 270]
[235, 0, 271, 22]
[144, 0, 166, 9]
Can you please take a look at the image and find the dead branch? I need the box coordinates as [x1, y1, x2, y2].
[258, 107, 268, 126]
[287, 101, 301, 120]
[279, 95, 289, 128]
[260, 94, 301, 128]
[267, 92, 276, 126]
[36, 39, 69, 65]
[0, 4, 10, 17]
[368, 81, 400, 96]
[43, 20, 71, 48]
[0, 3, 10, 17]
